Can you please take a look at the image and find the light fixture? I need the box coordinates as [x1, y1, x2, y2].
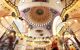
[68, 22, 72, 25]
[28, 28, 30, 31]
[56, 1, 60, 4]
[5, 16, 8, 19]
[74, 20, 78, 23]
[63, 22, 66, 26]
[26, 25, 28, 28]
[22, 0, 25, 3]
[1, 17, 3, 20]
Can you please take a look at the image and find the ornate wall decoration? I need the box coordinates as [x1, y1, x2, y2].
[61, 0, 78, 20]
[0, 0, 19, 18]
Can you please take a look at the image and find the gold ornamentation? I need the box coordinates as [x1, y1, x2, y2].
[61, 0, 78, 20]
[0, 0, 19, 18]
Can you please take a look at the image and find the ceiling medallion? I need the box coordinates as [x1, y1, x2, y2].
[27, 6, 52, 26]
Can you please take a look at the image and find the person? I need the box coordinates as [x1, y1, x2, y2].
[7, 30, 16, 50]
[52, 38, 59, 50]
[0, 30, 18, 50]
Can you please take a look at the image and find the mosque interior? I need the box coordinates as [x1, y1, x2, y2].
[0, 0, 80, 50]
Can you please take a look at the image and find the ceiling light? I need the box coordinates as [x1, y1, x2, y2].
[68, 22, 72, 25]
[74, 20, 78, 23]
[23, 22, 26, 25]
[5, 16, 8, 19]
[63, 22, 66, 26]
[56, 1, 60, 4]
[26, 25, 28, 28]
[28, 28, 30, 31]
[22, 0, 25, 3]
[63, 23, 66, 26]
[1, 17, 3, 20]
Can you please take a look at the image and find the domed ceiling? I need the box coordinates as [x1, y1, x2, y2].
[27, 6, 53, 26]
[0, 0, 80, 50]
